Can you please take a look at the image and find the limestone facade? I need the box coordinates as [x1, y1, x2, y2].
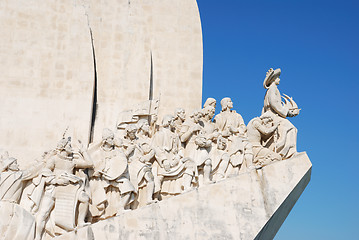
[0, 0, 203, 166]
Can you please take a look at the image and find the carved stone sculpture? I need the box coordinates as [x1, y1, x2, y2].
[247, 112, 282, 168]
[262, 68, 300, 159]
[33, 137, 92, 240]
[203, 97, 216, 109]
[214, 98, 252, 172]
[180, 110, 213, 184]
[152, 115, 196, 195]
[126, 119, 157, 205]
[209, 136, 231, 181]
[173, 108, 186, 134]
[88, 129, 136, 220]
[0, 157, 26, 203]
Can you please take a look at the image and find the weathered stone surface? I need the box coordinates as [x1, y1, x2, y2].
[0, 201, 36, 240]
[0, 0, 94, 166]
[0, 0, 203, 166]
[56, 152, 311, 240]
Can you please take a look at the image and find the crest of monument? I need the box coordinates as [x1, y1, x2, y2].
[0, 1, 311, 240]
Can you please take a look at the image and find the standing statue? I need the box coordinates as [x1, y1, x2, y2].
[247, 112, 282, 168]
[152, 115, 195, 195]
[180, 110, 213, 185]
[214, 98, 252, 171]
[262, 68, 300, 159]
[200, 105, 230, 180]
[0, 157, 28, 203]
[126, 119, 157, 205]
[0, 152, 38, 240]
[34, 137, 92, 240]
[88, 128, 136, 220]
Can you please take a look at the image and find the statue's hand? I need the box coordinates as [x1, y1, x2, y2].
[163, 160, 171, 172]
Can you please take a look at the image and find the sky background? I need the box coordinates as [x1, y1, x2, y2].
[196, 0, 359, 239]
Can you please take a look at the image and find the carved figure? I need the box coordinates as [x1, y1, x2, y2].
[0, 153, 38, 240]
[247, 112, 282, 168]
[180, 110, 213, 184]
[210, 136, 231, 181]
[0, 157, 26, 203]
[88, 128, 136, 220]
[149, 114, 159, 137]
[173, 108, 186, 134]
[263, 68, 300, 159]
[152, 115, 195, 194]
[124, 120, 157, 205]
[214, 98, 252, 170]
[34, 137, 92, 240]
[203, 97, 216, 109]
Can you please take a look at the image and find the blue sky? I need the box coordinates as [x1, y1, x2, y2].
[196, 0, 359, 239]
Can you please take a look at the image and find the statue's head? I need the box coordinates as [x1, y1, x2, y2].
[0, 149, 9, 161]
[137, 119, 150, 134]
[125, 125, 137, 140]
[203, 98, 216, 109]
[260, 112, 274, 125]
[190, 110, 202, 123]
[56, 137, 73, 155]
[102, 128, 115, 146]
[162, 115, 174, 128]
[3, 157, 19, 171]
[220, 97, 233, 111]
[263, 68, 281, 89]
[150, 114, 158, 125]
[217, 136, 227, 150]
[174, 108, 186, 121]
[202, 106, 216, 120]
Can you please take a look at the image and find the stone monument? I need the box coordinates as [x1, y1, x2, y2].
[0, 1, 311, 240]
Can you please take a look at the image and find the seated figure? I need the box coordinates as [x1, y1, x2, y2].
[209, 136, 231, 181]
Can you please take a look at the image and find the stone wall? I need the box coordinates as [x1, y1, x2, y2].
[0, 0, 203, 166]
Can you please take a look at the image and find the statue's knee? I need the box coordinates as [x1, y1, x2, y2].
[205, 159, 212, 166]
[145, 171, 154, 182]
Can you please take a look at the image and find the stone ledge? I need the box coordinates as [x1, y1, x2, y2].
[56, 152, 312, 240]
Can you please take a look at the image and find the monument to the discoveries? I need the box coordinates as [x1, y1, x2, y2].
[0, 1, 311, 240]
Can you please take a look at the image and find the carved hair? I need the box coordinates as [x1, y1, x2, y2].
[174, 108, 185, 116]
[260, 111, 273, 120]
[203, 98, 216, 108]
[102, 128, 114, 140]
[190, 110, 202, 118]
[162, 115, 174, 127]
[125, 124, 137, 134]
[202, 106, 215, 117]
[220, 97, 232, 111]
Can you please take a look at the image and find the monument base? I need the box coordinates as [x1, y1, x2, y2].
[56, 152, 311, 240]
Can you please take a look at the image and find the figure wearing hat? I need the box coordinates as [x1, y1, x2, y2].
[262, 68, 301, 159]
